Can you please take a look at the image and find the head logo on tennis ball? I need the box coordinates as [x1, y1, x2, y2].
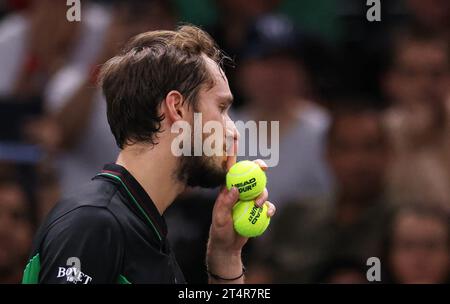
[226, 160, 267, 201]
[232, 201, 270, 237]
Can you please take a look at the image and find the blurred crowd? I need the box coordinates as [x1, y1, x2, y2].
[0, 0, 449, 284]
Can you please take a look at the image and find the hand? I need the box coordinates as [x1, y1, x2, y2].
[208, 160, 275, 254]
[206, 138, 276, 283]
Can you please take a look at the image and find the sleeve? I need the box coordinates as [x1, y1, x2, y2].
[38, 206, 124, 284]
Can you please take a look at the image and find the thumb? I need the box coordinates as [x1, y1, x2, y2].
[217, 187, 239, 209]
[225, 128, 239, 171]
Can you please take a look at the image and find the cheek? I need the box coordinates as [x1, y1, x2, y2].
[198, 101, 221, 120]
[200, 113, 228, 150]
[390, 247, 416, 279]
[201, 113, 226, 136]
[391, 247, 411, 264]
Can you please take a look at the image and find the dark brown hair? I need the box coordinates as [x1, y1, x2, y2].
[380, 202, 450, 283]
[99, 25, 228, 149]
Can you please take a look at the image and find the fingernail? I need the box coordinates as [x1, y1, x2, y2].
[268, 208, 274, 217]
[230, 187, 238, 197]
[255, 198, 263, 207]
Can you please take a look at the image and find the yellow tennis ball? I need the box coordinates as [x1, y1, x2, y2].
[232, 201, 271, 237]
[226, 160, 267, 201]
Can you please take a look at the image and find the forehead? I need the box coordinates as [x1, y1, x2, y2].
[332, 113, 381, 139]
[394, 211, 448, 237]
[201, 54, 232, 99]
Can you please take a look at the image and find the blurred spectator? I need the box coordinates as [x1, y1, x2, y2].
[234, 14, 332, 207]
[382, 27, 450, 210]
[0, 0, 448, 285]
[33, 161, 60, 223]
[382, 203, 450, 283]
[261, 104, 390, 283]
[0, 162, 19, 180]
[209, 0, 281, 61]
[404, 0, 450, 37]
[0, 0, 112, 189]
[312, 257, 368, 284]
[338, 0, 405, 103]
[382, 28, 449, 107]
[0, 178, 34, 283]
[207, 0, 281, 108]
[24, 0, 177, 194]
[0, 0, 30, 20]
[0, 0, 108, 98]
[0, 158, 58, 226]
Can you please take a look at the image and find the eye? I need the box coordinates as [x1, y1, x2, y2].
[219, 103, 227, 113]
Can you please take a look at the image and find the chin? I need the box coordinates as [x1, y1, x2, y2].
[178, 155, 227, 189]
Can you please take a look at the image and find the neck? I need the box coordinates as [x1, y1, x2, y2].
[116, 142, 185, 215]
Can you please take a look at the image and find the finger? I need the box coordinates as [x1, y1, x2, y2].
[253, 159, 268, 171]
[225, 120, 239, 171]
[254, 188, 268, 207]
[213, 187, 239, 227]
[225, 132, 238, 171]
[265, 201, 276, 217]
[215, 186, 239, 212]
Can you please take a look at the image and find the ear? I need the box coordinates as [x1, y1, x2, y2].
[162, 90, 187, 123]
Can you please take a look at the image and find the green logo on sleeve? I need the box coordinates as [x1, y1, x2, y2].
[22, 254, 41, 284]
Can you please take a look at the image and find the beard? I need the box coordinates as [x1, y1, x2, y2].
[175, 103, 229, 188]
[176, 154, 227, 188]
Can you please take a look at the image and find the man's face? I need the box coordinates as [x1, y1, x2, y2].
[0, 184, 33, 277]
[385, 39, 449, 106]
[327, 113, 387, 201]
[390, 212, 449, 284]
[177, 56, 237, 188]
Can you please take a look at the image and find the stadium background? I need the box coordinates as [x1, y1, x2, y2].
[0, 0, 449, 284]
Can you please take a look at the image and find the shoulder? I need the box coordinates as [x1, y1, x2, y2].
[0, 13, 27, 41]
[56, 178, 119, 210]
[297, 101, 330, 134]
[44, 205, 122, 245]
[41, 179, 124, 236]
[54, 205, 119, 228]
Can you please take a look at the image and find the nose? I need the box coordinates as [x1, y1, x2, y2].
[225, 116, 240, 141]
[226, 124, 239, 149]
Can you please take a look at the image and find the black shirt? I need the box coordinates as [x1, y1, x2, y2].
[22, 164, 186, 284]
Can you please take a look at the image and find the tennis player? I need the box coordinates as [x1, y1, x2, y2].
[22, 25, 275, 284]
